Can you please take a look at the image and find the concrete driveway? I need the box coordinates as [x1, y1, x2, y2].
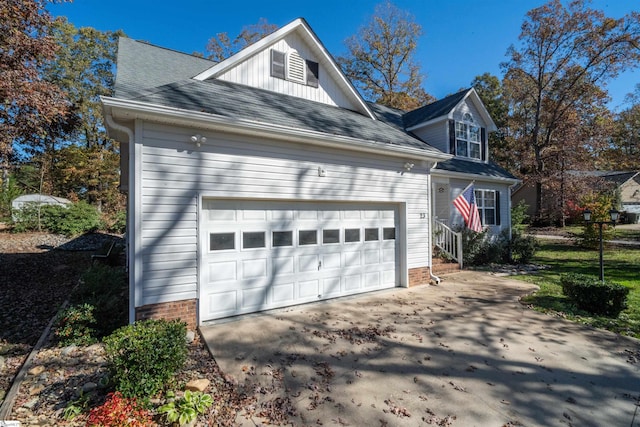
[200, 271, 640, 426]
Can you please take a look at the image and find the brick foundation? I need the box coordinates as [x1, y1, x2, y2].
[135, 299, 197, 331]
[408, 266, 432, 287]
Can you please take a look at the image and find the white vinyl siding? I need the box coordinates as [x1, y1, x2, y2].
[448, 179, 510, 234]
[135, 122, 431, 308]
[216, 33, 357, 110]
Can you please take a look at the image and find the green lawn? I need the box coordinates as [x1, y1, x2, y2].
[517, 239, 640, 338]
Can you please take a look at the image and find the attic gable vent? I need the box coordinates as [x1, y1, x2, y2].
[287, 50, 306, 83]
[271, 49, 319, 88]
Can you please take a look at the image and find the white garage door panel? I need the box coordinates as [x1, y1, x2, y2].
[201, 201, 399, 321]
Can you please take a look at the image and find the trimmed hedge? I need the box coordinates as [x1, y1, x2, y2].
[560, 273, 629, 317]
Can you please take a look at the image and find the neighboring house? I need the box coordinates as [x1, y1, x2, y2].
[512, 171, 640, 223]
[103, 18, 518, 327]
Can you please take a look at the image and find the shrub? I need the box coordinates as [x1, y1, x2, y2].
[507, 229, 539, 264]
[86, 391, 156, 427]
[73, 265, 128, 338]
[105, 209, 126, 234]
[560, 273, 629, 317]
[53, 303, 98, 346]
[104, 319, 188, 399]
[42, 201, 101, 236]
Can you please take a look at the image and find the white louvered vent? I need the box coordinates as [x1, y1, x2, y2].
[286, 51, 306, 84]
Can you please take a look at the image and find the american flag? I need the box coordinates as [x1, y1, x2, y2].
[453, 184, 483, 232]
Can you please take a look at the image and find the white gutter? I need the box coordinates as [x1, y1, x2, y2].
[102, 96, 452, 163]
[104, 113, 135, 324]
[430, 168, 520, 185]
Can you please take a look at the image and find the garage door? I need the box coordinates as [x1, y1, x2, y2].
[200, 200, 399, 321]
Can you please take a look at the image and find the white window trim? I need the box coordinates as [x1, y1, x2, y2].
[474, 189, 496, 226]
[455, 117, 482, 160]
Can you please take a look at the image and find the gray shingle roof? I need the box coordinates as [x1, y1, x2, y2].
[128, 78, 437, 152]
[403, 89, 470, 129]
[115, 38, 215, 99]
[113, 38, 444, 155]
[434, 157, 518, 181]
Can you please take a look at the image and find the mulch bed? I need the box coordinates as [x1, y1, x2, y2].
[0, 232, 289, 426]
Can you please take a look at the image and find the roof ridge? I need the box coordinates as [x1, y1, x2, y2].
[121, 37, 216, 65]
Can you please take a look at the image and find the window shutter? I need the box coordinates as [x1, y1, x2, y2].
[449, 120, 456, 154]
[306, 60, 319, 88]
[481, 127, 487, 161]
[271, 49, 285, 79]
[495, 191, 501, 226]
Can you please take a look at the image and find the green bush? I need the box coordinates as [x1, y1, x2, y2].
[507, 229, 539, 264]
[42, 201, 101, 236]
[73, 265, 128, 338]
[53, 303, 98, 346]
[104, 319, 188, 399]
[560, 273, 629, 317]
[11, 201, 101, 236]
[106, 209, 126, 234]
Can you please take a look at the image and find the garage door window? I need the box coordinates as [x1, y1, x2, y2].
[299, 230, 317, 245]
[323, 229, 340, 244]
[344, 228, 360, 243]
[242, 231, 265, 249]
[383, 227, 396, 240]
[210, 232, 235, 251]
[365, 228, 379, 241]
[273, 231, 293, 247]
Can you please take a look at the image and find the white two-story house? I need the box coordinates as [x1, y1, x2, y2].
[103, 18, 518, 327]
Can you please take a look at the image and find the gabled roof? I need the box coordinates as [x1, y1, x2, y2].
[568, 170, 639, 186]
[403, 88, 497, 132]
[192, 18, 375, 120]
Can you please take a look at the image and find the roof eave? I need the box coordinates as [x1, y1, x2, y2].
[430, 167, 520, 185]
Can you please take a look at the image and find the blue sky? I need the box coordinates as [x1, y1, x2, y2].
[48, 0, 639, 111]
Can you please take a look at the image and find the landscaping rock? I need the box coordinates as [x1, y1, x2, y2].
[27, 366, 44, 376]
[185, 378, 210, 392]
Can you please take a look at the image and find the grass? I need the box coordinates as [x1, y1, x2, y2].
[518, 239, 640, 338]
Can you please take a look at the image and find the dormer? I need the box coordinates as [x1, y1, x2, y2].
[404, 88, 496, 163]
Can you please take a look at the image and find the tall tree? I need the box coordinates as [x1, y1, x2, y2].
[39, 18, 124, 211]
[337, 1, 433, 110]
[471, 73, 512, 169]
[607, 85, 640, 170]
[205, 18, 277, 61]
[502, 0, 640, 221]
[0, 0, 69, 185]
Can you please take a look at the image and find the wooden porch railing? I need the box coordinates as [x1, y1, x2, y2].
[433, 220, 463, 269]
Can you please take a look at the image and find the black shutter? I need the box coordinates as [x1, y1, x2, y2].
[271, 49, 285, 79]
[481, 127, 487, 161]
[449, 120, 456, 155]
[306, 60, 319, 88]
[495, 191, 501, 226]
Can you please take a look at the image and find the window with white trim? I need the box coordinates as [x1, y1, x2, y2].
[455, 114, 482, 160]
[474, 189, 497, 226]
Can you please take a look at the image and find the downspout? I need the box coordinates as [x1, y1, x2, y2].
[104, 113, 135, 323]
[429, 161, 441, 284]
